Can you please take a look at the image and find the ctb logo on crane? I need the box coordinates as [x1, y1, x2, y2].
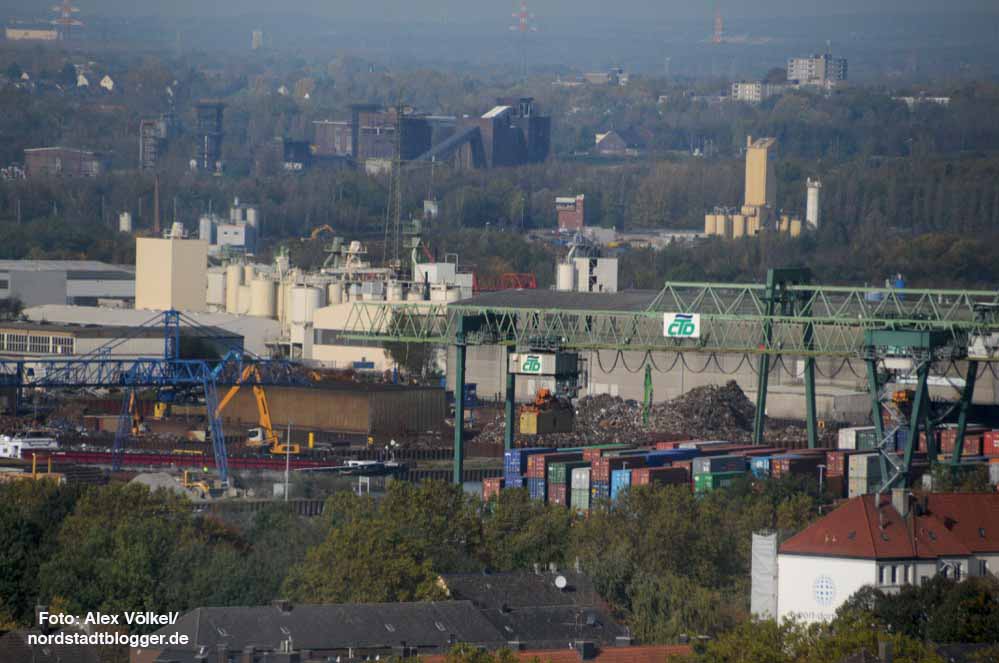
[663, 313, 700, 339]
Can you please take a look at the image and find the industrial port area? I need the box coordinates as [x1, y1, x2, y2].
[3, 2, 999, 662]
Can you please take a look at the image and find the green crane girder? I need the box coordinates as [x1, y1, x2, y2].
[343, 290, 999, 358]
[341, 276, 999, 486]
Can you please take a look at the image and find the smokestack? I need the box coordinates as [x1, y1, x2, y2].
[154, 175, 161, 235]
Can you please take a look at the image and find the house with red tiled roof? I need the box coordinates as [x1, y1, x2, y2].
[773, 490, 999, 623]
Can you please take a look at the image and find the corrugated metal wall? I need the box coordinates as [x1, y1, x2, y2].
[367, 387, 446, 435]
[218, 385, 444, 435]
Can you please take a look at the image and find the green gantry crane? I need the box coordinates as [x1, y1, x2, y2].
[344, 269, 999, 491]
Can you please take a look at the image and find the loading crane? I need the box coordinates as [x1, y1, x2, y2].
[0, 309, 307, 485]
[215, 365, 300, 455]
[344, 268, 999, 489]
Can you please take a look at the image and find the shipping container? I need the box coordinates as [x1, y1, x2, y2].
[693, 471, 744, 493]
[504, 447, 548, 477]
[505, 475, 524, 488]
[848, 453, 887, 480]
[693, 455, 747, 476]
[632, 466, 689, 487]
[750, 456, 772, 478]
[571, 467, 591, 492]
[939, 431, 984, 457]
[848, 475, 879, 498]
[771, 454, 824, 479]
[984, 431, 999, 457]
[825, 473, 845, 499]
[838, 426, 874, 450]
[520, 408, 574, 435]
[582, 444, 635, 462]
[856, 427, 879, 450]
[826, 450, 877, 478]
[549, 460, 590, 486]
[482, 477, 504, 500]
[610, 469, 633, 501]
[590, 481, 610, 502]
[548, 483, 568, 506]
[591, 455, 647, 483]
[571, 488, 590, 512]
[527, 478, 546, 501]
[990, 459, 999, 486]
[527, 452, 583, 480]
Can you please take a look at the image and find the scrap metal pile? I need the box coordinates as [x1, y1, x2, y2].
[472, 381, 836, 449]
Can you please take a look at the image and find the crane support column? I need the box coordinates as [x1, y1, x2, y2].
[951, 360, 978, 465]
[867, 358, 889, 482]
[801, 292, 818, 449]
[504, 345, 515, 452]
[901, 360, 931, 489]
[453, 318, 468, 485]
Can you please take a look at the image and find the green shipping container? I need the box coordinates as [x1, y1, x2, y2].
[856, 428, 879, 450]
[571, 488, 590, 512]
[549, 460, 590, 485]
[693, 471, 745, 493]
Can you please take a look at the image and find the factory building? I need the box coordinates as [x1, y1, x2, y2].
[0, 260, 134, 307]
[199, 198, 260, 255]
[787, 53, 847, 87]
[134, 238, 208, 313]
[139, 116, 172, 171]
[415, 98, 550, 170]
[0, 320, 240, 362]
[4, 25, 58, 41]
[705, 137, 805, 239]
[23, 147, 110, 178]
[312, 106, 433, 167]
[192, 100, 225, 173]
[556, 195, 586, 232]
[752, 492, 999, 623]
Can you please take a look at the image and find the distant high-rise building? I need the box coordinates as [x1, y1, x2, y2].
[251, 30, 263, 50]
[730, 81, 785, 104]
[193, 101, 225, 173]
[787, 54, 847, 86]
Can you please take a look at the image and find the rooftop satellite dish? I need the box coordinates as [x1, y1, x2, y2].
[554, 575, 567, 590]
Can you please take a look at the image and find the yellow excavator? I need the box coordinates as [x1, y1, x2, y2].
[215, 365, 300, 455]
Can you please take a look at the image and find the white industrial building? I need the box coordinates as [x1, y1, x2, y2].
[751, 492, 999, 623]
[22, 306, 278, 357]
[135, 238, 209, 313]
[0, 260, 134, 308]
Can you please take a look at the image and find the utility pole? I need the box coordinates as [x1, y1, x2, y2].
[284, 420, 291, 502]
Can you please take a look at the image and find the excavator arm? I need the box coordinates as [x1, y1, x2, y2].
[215, 365, 299, 454]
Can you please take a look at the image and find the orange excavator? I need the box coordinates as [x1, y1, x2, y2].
[215, 365, 300, 455]
[519, 388, 574, 435]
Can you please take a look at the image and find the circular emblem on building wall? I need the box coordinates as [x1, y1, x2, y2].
[813, 575, 836, 607]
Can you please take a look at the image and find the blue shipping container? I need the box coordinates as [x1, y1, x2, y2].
[504, 474, 524, 488]
[527, 478, 547, 501]
[610, 469, 632, 501]
[504, 448, 548, 476]
[750, 456, 771, 478]
[590, 481, 610, 501]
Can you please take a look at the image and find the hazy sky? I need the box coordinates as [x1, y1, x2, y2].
[12, 0, 999, 21]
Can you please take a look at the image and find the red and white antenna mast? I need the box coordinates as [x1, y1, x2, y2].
[52, 0, 83, 40]
[712, 8, 724, 44]
[510, 1, 537, 80]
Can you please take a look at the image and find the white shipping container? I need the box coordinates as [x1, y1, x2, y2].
[990, 463, 999, 486]
[838, 427, 859, 450]
[848, 476, 878, 498]
[848, 453, 884, 480]
[571, 467, 591, 491]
